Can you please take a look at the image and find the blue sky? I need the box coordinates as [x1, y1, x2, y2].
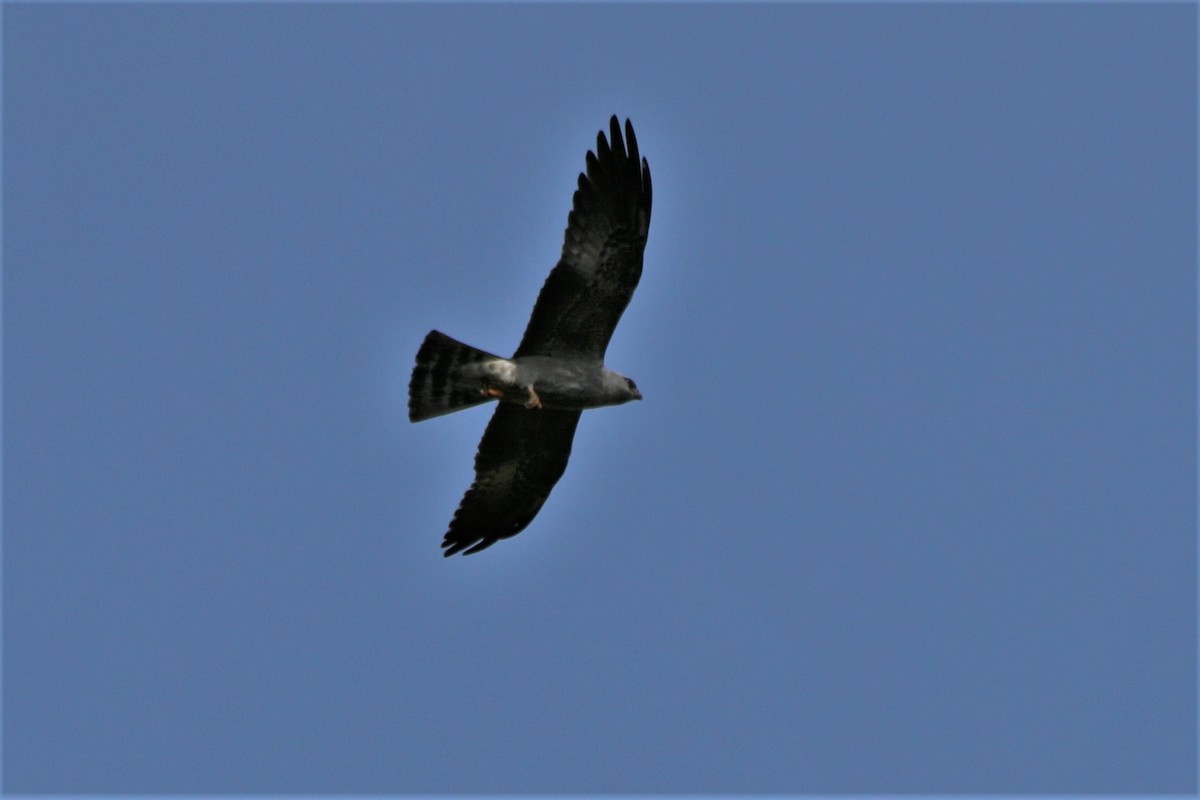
[3, 2, 1195, 794]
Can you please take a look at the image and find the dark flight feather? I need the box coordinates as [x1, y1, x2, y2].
[514, 116, 653, 359]
[442, 405, 582, 556]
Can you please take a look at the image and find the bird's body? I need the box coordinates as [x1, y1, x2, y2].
[501, 355, 640, 410]
[409, 331, 640, 420]
[409, 116, 652, 556]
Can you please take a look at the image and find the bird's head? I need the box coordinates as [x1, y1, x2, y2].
[624, 376, 643, 401]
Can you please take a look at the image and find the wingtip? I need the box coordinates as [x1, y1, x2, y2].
[642, 156, 652, 207]
[601, 115, 631, 158]
[441, 537, 491, 557]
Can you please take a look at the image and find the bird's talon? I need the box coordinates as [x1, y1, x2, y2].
[525, 387, 542, 409]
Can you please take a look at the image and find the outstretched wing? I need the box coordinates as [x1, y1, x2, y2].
[442, 404, 583, 556]
[514, 116, 653, 359]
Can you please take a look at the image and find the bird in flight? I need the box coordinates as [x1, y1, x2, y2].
[409, 116, 652, 556]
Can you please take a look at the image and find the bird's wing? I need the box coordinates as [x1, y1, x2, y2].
[514, 116, 653, 360]
[442, 404, 583, 556]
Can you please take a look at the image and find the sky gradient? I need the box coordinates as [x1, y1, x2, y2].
[3, 3, 1196, 794]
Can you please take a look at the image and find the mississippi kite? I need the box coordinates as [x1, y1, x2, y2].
[409, 116, 652, 556]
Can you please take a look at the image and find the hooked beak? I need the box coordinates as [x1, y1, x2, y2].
[632, 387, 643, 401]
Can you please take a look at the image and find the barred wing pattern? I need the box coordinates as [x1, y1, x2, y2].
[442, 405, 582, 556]
[514, 116, 653, 359]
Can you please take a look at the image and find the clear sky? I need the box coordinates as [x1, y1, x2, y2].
[3, 2, 1195, 794]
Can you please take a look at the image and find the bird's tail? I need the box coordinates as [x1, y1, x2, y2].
[409, 330, 506, 422]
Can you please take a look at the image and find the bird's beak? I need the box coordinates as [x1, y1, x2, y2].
[633, 387, 643, 401]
